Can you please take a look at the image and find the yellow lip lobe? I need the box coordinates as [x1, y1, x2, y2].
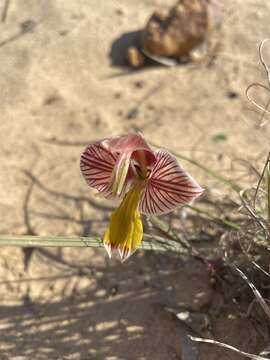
[103, 183, 144, 262]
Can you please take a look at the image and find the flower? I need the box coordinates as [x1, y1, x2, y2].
[80, 133, 203, 261]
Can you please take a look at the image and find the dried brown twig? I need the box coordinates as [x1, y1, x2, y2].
[189, 336, 268, 360]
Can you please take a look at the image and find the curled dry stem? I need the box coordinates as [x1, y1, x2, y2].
[246, 39, 270, 124]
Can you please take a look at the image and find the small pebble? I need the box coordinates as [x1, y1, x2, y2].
[134, 80, 145, 89]
[227, 90, 239, 99]
[127, 47, 145, 68]
[115, 8, 124, 16]
[114, 92, 121, 99]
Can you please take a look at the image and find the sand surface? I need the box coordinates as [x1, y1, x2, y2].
[0, 0, 270, 359]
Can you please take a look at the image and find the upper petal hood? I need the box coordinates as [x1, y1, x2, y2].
[103, 133, 156, 168]
[81, 134, 157, 198]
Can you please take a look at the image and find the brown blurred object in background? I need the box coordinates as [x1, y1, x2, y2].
[127, 0, 222, 67]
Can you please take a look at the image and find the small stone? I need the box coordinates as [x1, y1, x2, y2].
[177, 311, 190, 320]
[134, 80, 145, 89]
[126, 47, 145, 68]
[227, 90, 239, 99]
[59, 30, 68, 36]
[95, 289, 107, 298]
[43, 94, 62, 106]
[114, 92, 121, 99]
[126, 108, 138, 119]
[115, 8, 124, 16]
[20, 19, 36, 33]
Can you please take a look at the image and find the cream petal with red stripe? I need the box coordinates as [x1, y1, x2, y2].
[80, 134, 157, 199]
[80, 141, 117, 196]
[139, 150, 204, 215]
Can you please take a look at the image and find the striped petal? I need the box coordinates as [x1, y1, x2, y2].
[80, 134, 157, 199]
[139, 150, 204, 215]
[80, 141, 117, 195]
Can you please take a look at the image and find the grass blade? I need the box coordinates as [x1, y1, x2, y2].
[0, 234, 187, 253]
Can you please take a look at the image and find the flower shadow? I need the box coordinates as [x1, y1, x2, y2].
[5, 170, 204, 359]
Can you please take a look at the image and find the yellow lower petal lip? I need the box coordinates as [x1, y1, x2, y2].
[103, 182, 144, 261]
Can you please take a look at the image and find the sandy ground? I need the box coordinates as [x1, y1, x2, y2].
[0, 0, 270, 359]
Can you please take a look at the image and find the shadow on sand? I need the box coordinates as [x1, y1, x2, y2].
[109, 30, 142, 67]
[0, 170, 187, 359]
[0, 254, 182, 360]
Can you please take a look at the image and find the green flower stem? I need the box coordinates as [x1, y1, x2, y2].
[0, 235, 102, 248]
[0, 234, 186, 253]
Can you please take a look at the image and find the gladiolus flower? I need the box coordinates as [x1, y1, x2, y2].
[80, 134, 203, 261]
